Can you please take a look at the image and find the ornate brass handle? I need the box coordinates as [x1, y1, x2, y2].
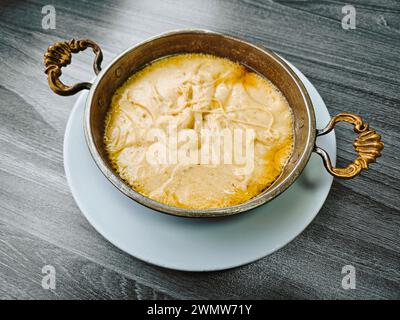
[44, 39, 103, 96]
[314, 113, 384, 179]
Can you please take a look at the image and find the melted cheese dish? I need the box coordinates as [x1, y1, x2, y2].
[104, 54, 294, 209]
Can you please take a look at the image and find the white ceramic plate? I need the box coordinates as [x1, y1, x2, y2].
[64, 61, 336, 271]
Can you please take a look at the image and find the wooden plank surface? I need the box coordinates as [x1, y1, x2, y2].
[0, 0, 399, 299]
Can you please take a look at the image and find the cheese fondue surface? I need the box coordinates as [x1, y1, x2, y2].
[104, 54, 294, 209]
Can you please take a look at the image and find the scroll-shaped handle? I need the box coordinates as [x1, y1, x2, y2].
[44, 39, 103, 96]
[314, 113, 384, 179]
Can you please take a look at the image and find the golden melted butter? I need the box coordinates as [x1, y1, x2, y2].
[104, 54, 294, 209]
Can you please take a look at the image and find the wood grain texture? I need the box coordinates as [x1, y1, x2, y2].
[0, 0, 399, 299]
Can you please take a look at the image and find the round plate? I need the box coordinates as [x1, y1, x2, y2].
[64, 61, 336, 271]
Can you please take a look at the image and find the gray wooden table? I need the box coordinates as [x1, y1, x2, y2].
[0, 0, 399, 300]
